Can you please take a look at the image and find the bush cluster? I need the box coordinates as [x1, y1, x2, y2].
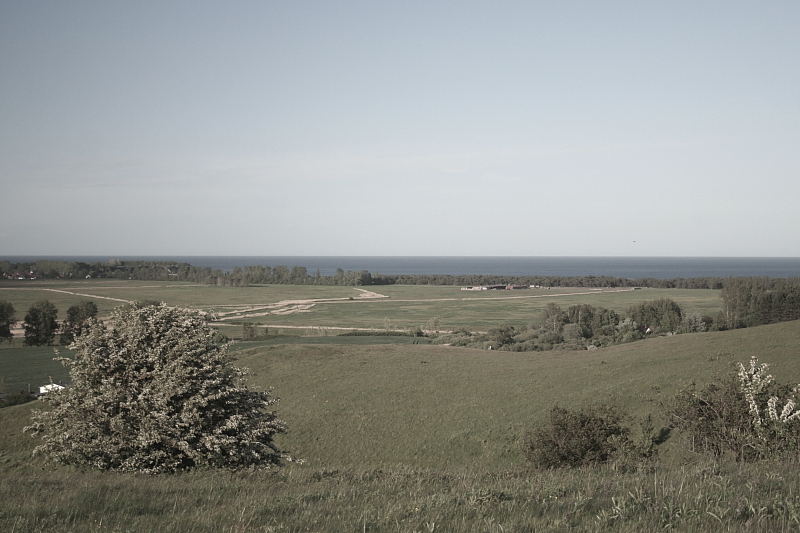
[524, 404, 656, 468]
[433, 298, 715, 352]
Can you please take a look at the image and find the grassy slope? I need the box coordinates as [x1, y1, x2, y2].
[3, 322, 799, 470]
[238, 321, 800, 469]
[0, 346, 72, 395]
[2, 322, 800, 532]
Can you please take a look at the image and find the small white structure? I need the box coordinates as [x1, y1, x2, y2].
[39, 383, 65, 395]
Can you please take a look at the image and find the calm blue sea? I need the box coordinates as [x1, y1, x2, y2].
[3, 256, 800, 279]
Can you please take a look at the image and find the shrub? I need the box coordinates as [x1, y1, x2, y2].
[25, 303, 297, 473]
[0, 392, 35, 408]
[524, 404, 630, 468]
[662, 357, 800, 461]
[661, 374, 752, 459]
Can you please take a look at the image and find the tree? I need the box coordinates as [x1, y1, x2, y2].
[60, 300, 98, 345]
[542, 303, 566, 333]
[627, 298, 683, 334]
[486, 324, 515, 347]
[0, 300, 15, 343]
[25, 303, 296, 473]
[23, 300, 59, 346]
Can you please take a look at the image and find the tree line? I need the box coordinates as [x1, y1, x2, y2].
[0, 299, 97, 346]
[720, 277, 800, 329]
[435, 298, 718, 353]
[0, 258, 749, 289]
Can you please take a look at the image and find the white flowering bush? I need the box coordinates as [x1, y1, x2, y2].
[664, 357, 800, 461]
[738, 357, 800, 429]
[25, 303, 296, 473]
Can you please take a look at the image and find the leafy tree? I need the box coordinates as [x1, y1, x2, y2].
[0, 300, 16, 343]
[485, 324, 515, 347]
[60, 300, 99, 345]
[566, 304, 595, 338]
[25, 303, 296, 473]
[628, 298, 683, 334]
[241, 321, 259, 340]
[23, 300, 59, 346]
[542, 303, 566, 333]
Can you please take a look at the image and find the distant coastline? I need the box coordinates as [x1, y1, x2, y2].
[2, 256, 800, 280]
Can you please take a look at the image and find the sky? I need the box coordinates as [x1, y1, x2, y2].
[1, 1, 799, 257]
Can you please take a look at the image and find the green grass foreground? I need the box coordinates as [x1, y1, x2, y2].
[2, 321, 800, 531]
[4, 459, 800, 532]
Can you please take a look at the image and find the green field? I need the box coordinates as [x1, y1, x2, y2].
[1, 280, 724, 334]
[4, 280, 800, 531]
[0, 346, 71, 396]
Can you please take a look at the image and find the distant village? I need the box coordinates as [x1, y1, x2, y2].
[2, 271, 40, 280]
[461, 284, 545, 291]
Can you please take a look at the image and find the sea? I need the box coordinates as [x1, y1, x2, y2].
[3, 256, 800, 279]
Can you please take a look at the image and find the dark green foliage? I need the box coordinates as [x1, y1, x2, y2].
[541, 303, 566, 333]
[135, 299, 163, 307]
[627, 298, 683, 334]
[241, 321, 260, 340]
[721, 277, 800, 329]
[661, 372, 754, 459]
[485, 324, 515, 347]
[0, 299, 15, 343]
[23, 300, 59, 346]
[59, 300, 98, 345]
[524, 404, 630, 468]
[212, 330, 230, 344]
[0, 392, 35, 408]
[338, 330, 413, 337]
[0, 258, 740, 288]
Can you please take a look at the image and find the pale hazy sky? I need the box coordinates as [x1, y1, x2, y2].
[1, 1, 798, 256]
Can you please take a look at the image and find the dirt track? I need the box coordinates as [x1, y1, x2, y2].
[212, 287, 635, 322]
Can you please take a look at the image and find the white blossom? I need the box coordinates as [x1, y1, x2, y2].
[25, 303, 298, 473]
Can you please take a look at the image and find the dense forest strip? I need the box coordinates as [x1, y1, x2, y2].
[0, 258, 765, 289]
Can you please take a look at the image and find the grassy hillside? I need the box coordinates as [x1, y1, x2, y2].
[3, 322, 799, 470]
[235, 321, 800, 470]
[3, 318, 799, 532]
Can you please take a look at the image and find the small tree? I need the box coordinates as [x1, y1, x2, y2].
[23, 300, 59, 346]
[25, 303, 296, 473]
[60, 300, 98, 345]
[0, 300, 16, 343]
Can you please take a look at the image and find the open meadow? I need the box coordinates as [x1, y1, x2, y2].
[3, 280, 800, 531]
[0, 279, 724, 335]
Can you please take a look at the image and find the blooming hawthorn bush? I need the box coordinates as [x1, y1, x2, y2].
[25, 303, 296, 473]
[664, 357, 800, 461]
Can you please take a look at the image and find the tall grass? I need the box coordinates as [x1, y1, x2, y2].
[3, 460, 800, 532]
